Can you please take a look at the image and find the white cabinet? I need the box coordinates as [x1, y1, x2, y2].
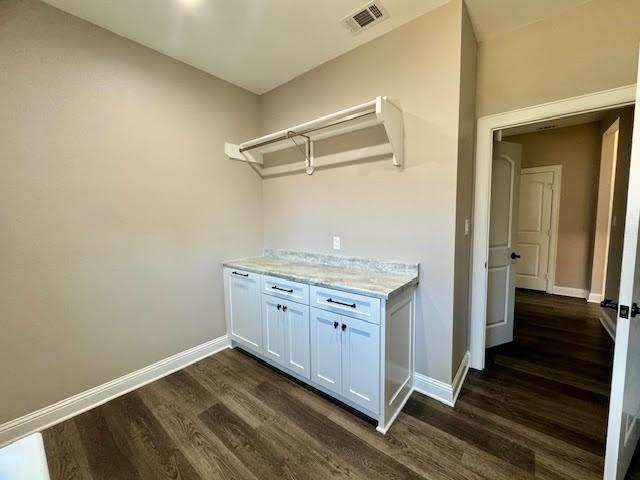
[311, 307, 380, 413]
[342, 317, 380, 412]
[263, 295, 311, 379]
[310, 308, 343, 395]
[282, 299, 310, 379]
[262, 295, 286, 366]
[224, 269, 262, 355]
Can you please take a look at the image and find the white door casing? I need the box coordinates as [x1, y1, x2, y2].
[604, 52, 640, 480]
[470, 84, 636, 370]
[486, 141, 521, 348]
[516, 167, 560, 292]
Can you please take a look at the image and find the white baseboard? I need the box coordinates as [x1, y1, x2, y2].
[413, 351, 469, 407]
[588, 292, 605, 303]
[552, 286, 588, 299]
[599, 308, 616, 341]
[0, 335, 230, 448]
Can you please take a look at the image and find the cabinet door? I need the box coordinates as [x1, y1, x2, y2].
[342, 317, 380, 413]
[282, 299, 310, 379]
[262, 295, 286, 366]
[225, 269, 262, 354]
[310, 307, 342, 395]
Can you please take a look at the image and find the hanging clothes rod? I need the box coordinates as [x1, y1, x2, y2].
[239, 110, 377, 153]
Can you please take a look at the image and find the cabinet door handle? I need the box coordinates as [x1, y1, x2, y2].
[272, 285, 294, 293]
[327, 298, 356, 308]
[282, 305, 287, 312]
[232, 271, 249, 277]
[341, 324, 347, 331]
[333, 321, 339, 329]
[277, 304, 282, 310]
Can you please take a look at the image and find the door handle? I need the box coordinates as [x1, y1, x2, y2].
[632, 303, 639, 318]
[510, 252, 521, 260]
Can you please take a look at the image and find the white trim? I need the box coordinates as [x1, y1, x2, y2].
[375, 388, 412, 434]
[470, 84, 637, 370]
[413, 351, 469, 407]
[518, 165, 562, 294]
[588, 292, 605, 303]
[0, 335, 230, 448]
[599, 308, 617, 341]
[552, 286, 589, 299]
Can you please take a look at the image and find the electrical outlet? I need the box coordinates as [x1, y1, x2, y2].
[464, 219, 470, 236]
[333, 236, 341, 250]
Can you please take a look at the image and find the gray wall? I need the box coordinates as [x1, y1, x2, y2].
[0, 0, 262, 424]
[476, 0, 640, 117]
[259, 0, 471, 384]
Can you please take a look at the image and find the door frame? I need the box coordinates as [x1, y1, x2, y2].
[470, 85, 636, 370]
[517, 165, 562, 294]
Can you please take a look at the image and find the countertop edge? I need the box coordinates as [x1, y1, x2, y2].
[223, 262, 418, 300]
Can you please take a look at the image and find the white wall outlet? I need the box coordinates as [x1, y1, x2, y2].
[464, 219, 470, 236]
[333, 236, 341, 250]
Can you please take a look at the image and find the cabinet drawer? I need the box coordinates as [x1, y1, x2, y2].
[310, 286, 380, 325]
[263, 275, 309, 304]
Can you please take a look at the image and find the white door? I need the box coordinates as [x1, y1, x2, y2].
[341, 317, 380, 413]
[225, 269, 262, 354]
[487, 141, 522, 348]
[282, 299, 310, 379]
[516, 168, 555, 291]
[604, 54, 640, 480]
[262, 295, 286, 366]
[310, 307, 342, 395]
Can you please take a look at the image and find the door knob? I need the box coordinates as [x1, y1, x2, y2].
[282, 305, 287, 312]
[341, 324, 347, 331]
[510, 252, 521, 260]
[277, 304, 281, 310]
[333, 321, 339, 329]
[632, 303, 639, 318]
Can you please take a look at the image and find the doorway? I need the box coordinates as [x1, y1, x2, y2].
[469, 82, 640, 479]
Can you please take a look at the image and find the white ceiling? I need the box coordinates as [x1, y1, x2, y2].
[464, 0, 594, 41]
[42, 0, 597, 94]
[41, 0, 448, 94]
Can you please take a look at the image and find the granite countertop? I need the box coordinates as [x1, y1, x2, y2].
[223, 249, 419, 299]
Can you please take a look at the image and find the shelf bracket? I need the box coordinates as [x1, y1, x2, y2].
[376, 97, 404, 168]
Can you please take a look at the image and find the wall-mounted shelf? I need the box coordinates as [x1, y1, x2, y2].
[225, 96, 404, 177]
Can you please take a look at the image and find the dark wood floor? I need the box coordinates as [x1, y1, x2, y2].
[43, 290, 631, 479]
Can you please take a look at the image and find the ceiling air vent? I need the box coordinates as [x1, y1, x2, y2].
[342, 1, 390, 34]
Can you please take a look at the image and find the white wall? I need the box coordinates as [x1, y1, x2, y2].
[0, 0, 262, 424]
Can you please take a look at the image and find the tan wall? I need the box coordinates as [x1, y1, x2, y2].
[452, 4, 477, 372]
[602, 107, 635, 302]
[508, 123, 602, 291]
[0, 0, 262, 424]
[259, 0, 469, 383]
[476, 0, 640, 117]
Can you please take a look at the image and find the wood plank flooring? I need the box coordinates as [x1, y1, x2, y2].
[43, 290, 635, 479]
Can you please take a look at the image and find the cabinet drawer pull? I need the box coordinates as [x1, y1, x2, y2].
[232, 271, 249, 277]
[327, 298, 356, 308]
[272, 285, 294, 293]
